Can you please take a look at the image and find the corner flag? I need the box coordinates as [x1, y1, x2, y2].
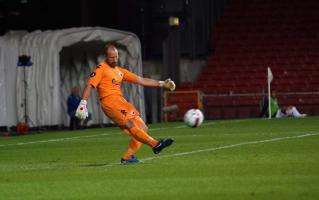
[268, 67, 273, 83]
[267, 67, 273, 119]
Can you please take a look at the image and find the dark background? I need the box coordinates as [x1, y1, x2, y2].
[0, 0, 227, 59]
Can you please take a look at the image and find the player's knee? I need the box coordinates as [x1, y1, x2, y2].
[139, 123, 149, 132]
[134, 117, 148, 132]
[125, 119, 135, 129]
[125, 118, 149, 132]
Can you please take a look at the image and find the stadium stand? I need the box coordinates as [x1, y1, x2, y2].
[168, 0, 319, 120]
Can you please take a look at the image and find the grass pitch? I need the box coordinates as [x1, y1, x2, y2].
[1, 117, 319, 200]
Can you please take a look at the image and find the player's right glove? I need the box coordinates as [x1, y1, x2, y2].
[75, 100, 88, 120]
[159, 78, 176, 91]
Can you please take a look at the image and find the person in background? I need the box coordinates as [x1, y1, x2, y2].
[67, 86, 81, 130]
[259, 89, 307, 118]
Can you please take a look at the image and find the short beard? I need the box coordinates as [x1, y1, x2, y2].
[110, 62, 117, 68]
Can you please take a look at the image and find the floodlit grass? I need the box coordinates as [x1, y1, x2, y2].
[0, 117, 319, 200]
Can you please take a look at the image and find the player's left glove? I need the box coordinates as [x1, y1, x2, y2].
[159, 78, 176, 91]
[75, 100, 88, 120]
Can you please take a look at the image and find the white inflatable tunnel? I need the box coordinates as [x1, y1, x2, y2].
[0, 27, 145, 127]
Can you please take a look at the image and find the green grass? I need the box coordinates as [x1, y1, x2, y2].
[1, 117, 319, 200]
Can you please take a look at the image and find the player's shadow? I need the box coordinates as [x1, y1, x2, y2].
[80, 162, 115, 167]
[80, 161, 149, 168]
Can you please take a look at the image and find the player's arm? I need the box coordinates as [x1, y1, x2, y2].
[75, 83, 94, 119]
[136, 77, 176, 91]
[81, 84, 94, 100]
[136, 77, 161, 87]
[75, 84, 93, 120]
[76, 67, 101, 120]
[121, 68, 176, 91]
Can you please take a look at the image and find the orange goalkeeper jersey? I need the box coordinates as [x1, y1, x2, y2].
[87, 62, 138, 99]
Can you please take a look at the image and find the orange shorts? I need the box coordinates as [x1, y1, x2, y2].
[100, 95, 140, 126]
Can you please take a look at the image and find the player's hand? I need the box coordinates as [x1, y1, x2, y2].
[159, 78, 176, 91]
[75, 100, 88, 120]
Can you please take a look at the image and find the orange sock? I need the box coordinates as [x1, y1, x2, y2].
[128, 126, 158, 148]
[122, 137, 142, 160]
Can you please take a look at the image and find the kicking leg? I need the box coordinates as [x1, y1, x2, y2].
[120, 118, 151, 163]
[125, 118, 174, 154]
[125, 118, 158, 148]
[121, 117, 148, 159]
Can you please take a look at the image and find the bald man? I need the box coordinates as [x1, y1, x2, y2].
[75, 44, 176, 163]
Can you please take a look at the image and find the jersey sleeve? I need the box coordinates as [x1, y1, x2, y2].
[120, 68, 138, 83]
[87, 66, 103, 88]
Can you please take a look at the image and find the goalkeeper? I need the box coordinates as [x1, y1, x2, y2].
[75, 44, 175, 164]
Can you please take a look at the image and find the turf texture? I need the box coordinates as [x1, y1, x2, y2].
[0, 117, 318, 200]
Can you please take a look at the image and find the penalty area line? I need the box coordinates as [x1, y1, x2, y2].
[139, 132, 319, 163]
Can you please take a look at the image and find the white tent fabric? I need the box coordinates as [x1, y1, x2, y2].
[0, 27, 145, 127]
[0, 31, 27, 127]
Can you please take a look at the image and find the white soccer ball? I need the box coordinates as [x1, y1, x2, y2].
[184, 109, 204, 128]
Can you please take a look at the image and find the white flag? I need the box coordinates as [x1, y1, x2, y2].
[267, 67, 273, 119]
[267, 67, 273, 83]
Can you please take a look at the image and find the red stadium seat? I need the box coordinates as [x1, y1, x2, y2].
[191, 0, 319, 119]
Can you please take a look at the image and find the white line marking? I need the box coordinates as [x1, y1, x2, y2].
[0, 119, 309, 148]
[15, 132, 319, 171]
[100, 132, 319, 169]
[0, 123, 192, 148]
[0, 132, 120, 147]
[139, 132, 319, 162]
